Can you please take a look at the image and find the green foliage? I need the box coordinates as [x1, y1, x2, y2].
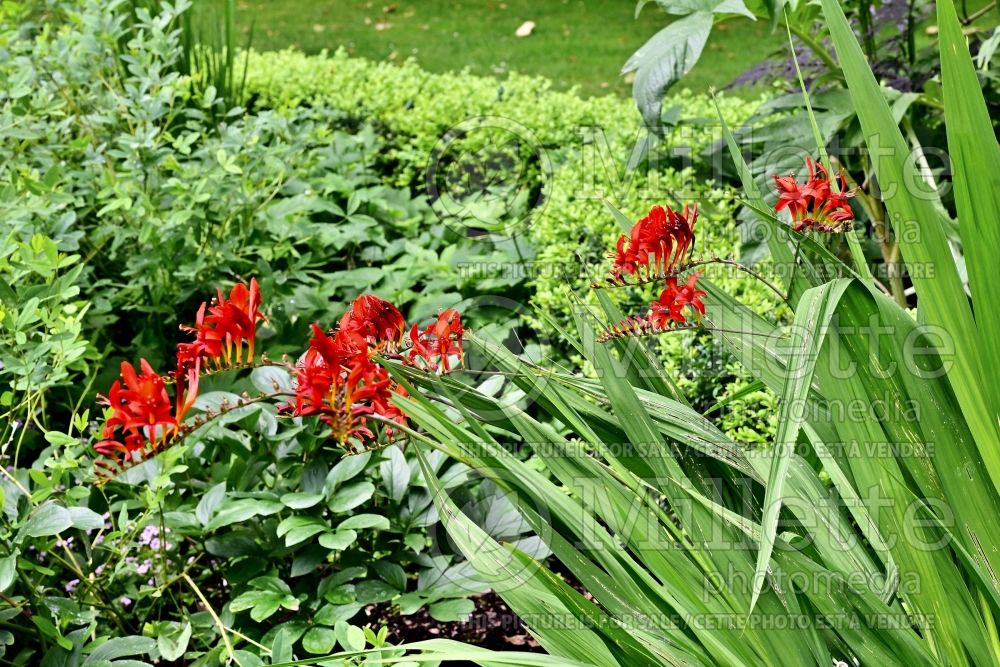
[402, 1, 1000, 664]
[0, 1, 536, 662]
[1, 2, 528, 378]
[243, 48, 777, 441]
[0, 233, 95, 457]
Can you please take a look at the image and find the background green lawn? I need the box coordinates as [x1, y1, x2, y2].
[236, 0, 783, 96]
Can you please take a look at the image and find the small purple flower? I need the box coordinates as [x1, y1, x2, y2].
[118, 596, 132, 607]
[65, 579, 79, 594]
[137, 559, 152, 575]
[138, 525, 164, 549]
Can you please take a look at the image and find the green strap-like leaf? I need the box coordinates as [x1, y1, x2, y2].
[750, 278, 853, 612]
[820, 0, 1000, 493]
[936, 0, 1000, 433]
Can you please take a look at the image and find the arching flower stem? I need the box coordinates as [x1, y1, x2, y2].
[592, 256, 789, 304]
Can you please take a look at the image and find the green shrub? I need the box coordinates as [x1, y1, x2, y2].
[243, 48, 780, 441]
[0, 0, 786, 659]
[1, 4, 530, 375]
[0, 3, 536, 661]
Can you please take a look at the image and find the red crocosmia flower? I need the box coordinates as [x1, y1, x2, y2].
[773, 158, 854, 233]
[94, 431, 147, 464]
[338, 294, 406, 351]
[611, 204, 697, 282]
[177, 302, 224, 372]
[174, 364, 200, 425]
[204, 278, 266, 366]
[406, 309, 464, 373]
[286, 323, 401, 447]
[649, 273, 707, 329]
[95, 360, 178, 467]
[179, 279, 265, 372]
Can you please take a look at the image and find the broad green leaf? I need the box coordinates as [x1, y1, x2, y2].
[67, 507, 104, 531]
[337, 514, 390, 531]
[276, 516, 328, 547]
[380, 445, 410, 503]
[324, 453, 371, 492]
[280, 492, 325, 510]
[156, 623, 192, 662]
[0, 553, 17, 592]
[428, 598, 474, 623]
[22, 502, 71, 538]
[318, 530, 358, 551]
[327, 481, 375, 513]
[84, 636, 156, 663]
[302, 627, 337, 654]
[205, 498, 282, 531]
[195, 482, 226, 527]
[335, 622, 367, 652]
[622, 11, 714, 127]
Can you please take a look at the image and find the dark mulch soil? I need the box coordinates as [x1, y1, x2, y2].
[356, 562, 596, 664]
[358, 592, 543, 664]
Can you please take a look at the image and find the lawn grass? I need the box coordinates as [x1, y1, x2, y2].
[235, 0, 783, 97]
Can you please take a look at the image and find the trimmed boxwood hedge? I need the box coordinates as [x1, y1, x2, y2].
[244, 49, 782, 442]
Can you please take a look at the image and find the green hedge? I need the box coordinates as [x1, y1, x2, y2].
[245, 49, 782, 441]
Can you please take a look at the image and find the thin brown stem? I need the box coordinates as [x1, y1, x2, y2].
[592, 257, 789, 304]
[598, 322, 788, 344]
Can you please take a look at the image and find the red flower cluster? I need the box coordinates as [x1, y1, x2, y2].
[649, 273, 707, 329]
[94, 280, 266, 475]
[286, 323, 404, 446]
[598, 204, 708, 339]
[610, 204, 697, 282]
[94, 359, 178, 471]
[337, 293, 406, 352]
[285, 296, 464, 447]
[773, 158, 854, 232]
[407, 308, 464, 373]
[177, 278, 265, 374]
[93, 282, 466, 475]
